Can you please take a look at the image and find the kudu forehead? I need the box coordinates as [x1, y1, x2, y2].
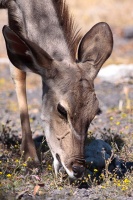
[49, 61, 94, 89]
[69, 83, 97, 131]
[47, 62, 95, 104]
[51, 67, 96, 118]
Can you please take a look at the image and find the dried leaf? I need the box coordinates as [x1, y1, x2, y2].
[33, 185, 40, 196]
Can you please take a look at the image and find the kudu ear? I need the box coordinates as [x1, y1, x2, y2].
[2, 25, 53, 75]
[78, 22, 113, 80]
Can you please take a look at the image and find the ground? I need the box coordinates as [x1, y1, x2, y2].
[0, 0, 133, 199]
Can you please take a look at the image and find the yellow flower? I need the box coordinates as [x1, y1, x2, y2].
[94, 169, 98, 172]
[22, 163, 27, 167]
[15, 159, 19, 163]
[121, 113, 127, 118]
[123, 178, 130, 184]
[0, 161, 2, 164]
[6, 174, 12, 178]
[117, 183, 121, 187]
[0, 172, 3, 175]
[101, 186, 106, 189]
[47, 164, 52, 170]
[110, 117, 114, 121]
[122, 186, 128, 191]
[116, 121, 120, 125]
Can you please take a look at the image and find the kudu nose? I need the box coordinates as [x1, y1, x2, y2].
[72, 165, 85, 178]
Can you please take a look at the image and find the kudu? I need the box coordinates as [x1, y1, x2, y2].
[0, 0, 113, 178]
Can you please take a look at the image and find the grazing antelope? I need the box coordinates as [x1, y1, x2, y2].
[0, 0, 113, 178]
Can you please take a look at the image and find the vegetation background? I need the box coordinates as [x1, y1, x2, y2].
[0, 0, 133, 63]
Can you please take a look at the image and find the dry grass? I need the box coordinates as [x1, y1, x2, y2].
[0, 0, 133, 63]
[0, 134, 133, 199]
[67, 0, 133, 64]
[0, 103, 133, 199]
[67, 0, 133, 32]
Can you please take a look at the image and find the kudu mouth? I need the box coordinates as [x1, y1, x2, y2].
[71, 157, 85, 178]
[56, 154, 86, 179]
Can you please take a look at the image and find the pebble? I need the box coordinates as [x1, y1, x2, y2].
[123, 26, 133, 39]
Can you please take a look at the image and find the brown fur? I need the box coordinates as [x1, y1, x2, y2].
[1, 0, 113, 178]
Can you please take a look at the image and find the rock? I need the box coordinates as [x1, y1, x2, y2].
[98, 64, 133, 83]
[85, 139, 133, 177]
[85, 139, 112, 169]
[123, 26, 133, 39]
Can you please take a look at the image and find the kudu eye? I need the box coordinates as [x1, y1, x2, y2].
[57, 103, 67, 120]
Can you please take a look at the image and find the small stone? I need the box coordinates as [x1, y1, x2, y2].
[123, 26, 133, 39]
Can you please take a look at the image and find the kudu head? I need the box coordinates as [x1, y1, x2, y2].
[3, 22, 113, 178]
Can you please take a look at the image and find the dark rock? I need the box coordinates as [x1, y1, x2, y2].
[85, 139, 112, 169]
[85, 139, 133, 178]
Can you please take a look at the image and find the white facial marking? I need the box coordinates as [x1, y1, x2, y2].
[41, 105, 77, 179]
[53, 155, 61, 176]
[61, 162, 76, 179]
